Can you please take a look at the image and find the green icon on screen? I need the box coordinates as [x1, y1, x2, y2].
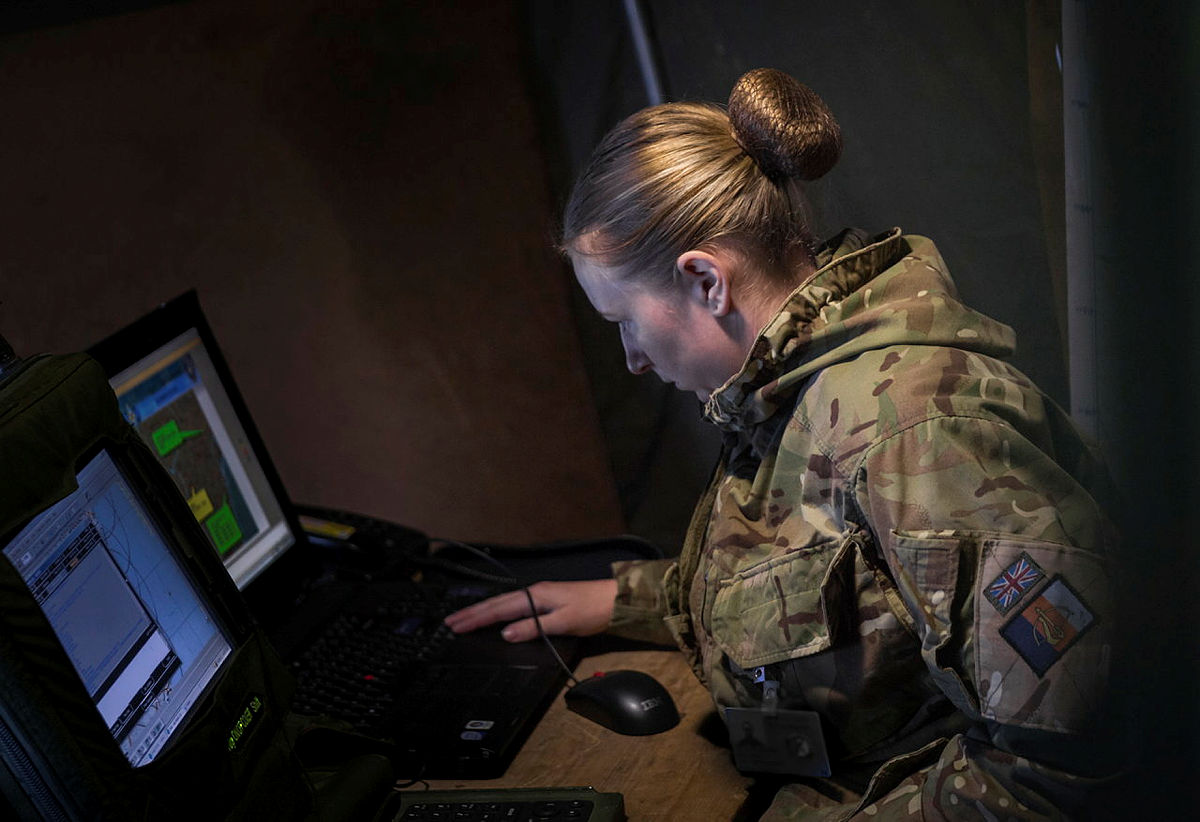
[206, 504, 242, 554]
[152, 420, 202, 456]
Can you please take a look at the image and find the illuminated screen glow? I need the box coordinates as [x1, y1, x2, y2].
[3, 450, 233, 766]
[107, 329, 294, 589]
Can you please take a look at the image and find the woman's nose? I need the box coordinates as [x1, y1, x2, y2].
[620, 331, 652, 375]
[625, 349, 652, 375]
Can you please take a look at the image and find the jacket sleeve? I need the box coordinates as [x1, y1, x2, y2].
[814, 414, 1119, 821]
[606, 558, 678, 645]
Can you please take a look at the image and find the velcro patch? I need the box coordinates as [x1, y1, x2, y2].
[999, 575, 1095, 677]
[984, 551, 1045, 614]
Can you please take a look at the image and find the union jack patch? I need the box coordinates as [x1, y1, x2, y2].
[984, 552, 1045, 614]
[999, 575, 1095, 677]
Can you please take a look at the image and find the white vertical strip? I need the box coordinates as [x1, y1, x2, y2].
[623, 0, 665, 105]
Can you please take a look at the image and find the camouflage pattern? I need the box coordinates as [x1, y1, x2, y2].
[611, 229, 1119, 819]
[609, 557, 678, 644]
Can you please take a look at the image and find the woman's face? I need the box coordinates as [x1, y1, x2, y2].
[573, 255, 742, 401]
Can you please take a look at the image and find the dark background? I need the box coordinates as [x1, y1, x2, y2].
[0, 0, 1194, 813]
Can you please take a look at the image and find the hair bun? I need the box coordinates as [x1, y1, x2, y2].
[728, 68, 842, 183]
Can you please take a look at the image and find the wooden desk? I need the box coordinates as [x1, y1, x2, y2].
[426, 650, 753, 821]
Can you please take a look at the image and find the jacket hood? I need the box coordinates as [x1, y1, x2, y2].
[704, 228, 1017, 430]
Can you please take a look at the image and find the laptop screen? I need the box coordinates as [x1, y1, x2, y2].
[2, 448, 233, 767]
[102, 318, 296, 590]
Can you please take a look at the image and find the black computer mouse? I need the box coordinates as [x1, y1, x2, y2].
[564, 669, 680, 736]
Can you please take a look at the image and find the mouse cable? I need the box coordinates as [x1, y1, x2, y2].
[406, 546, 520, 587]
[431, 536, 580, 688]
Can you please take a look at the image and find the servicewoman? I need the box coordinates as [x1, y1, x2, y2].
[447, 68, 1119, 820]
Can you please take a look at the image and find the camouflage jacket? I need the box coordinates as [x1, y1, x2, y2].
[609, 229, 1118, 820]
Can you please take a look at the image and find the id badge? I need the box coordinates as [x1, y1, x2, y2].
[724, 706, 831, 777]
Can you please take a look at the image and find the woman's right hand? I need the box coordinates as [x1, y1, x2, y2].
[443, 578, 618, 643]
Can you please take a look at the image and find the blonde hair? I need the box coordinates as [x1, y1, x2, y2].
[562, 68, 842, 291]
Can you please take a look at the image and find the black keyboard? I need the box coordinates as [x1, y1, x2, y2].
[285, 505, 582, 779]
[398, 799, 593, 821]
[390, 789, 624, 822]
[289, 581, 489, 725]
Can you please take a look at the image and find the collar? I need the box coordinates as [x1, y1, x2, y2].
[704, 228, 908, 429]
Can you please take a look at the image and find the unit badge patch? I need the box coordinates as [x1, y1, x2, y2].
[999, 575, 1095, 677]
[984, 551, 1045, 614]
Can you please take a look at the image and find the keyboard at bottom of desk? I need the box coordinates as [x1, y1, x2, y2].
[388, 787, 624, 821]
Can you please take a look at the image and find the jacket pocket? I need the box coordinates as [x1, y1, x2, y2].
[709, 533, 860, 670]
[889, 530, 978, 717]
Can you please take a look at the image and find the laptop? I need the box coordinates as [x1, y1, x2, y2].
[84, 290, 607, 780]
[0, 351, 625, 821]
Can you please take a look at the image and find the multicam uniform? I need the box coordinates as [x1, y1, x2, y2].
[609, 229, 1117, 820]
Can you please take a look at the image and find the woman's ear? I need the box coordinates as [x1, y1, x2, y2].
[676, 249, 733, 317]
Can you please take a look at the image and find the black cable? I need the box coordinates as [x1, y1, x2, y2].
[431, 537, 579, 689]
[306, 533, 518, 587]
[411, 550, 518, 587]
